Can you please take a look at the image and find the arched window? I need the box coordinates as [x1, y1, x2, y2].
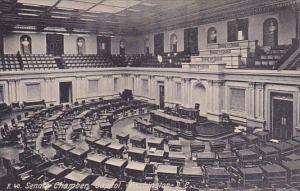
[20, 35, 32, 54]
[120, 39, 126, 55]
[207, 27, 217, 44]
[263, 18, 278, 47]
[170, 33, 177, 53]
[144, 38, 150, 54]
[77, 37, 85, 55]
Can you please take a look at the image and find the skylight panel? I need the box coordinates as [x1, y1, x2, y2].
[18, 0, 58, 7]
[57, 0, 95, 10]
[102, 0, 141, 8]
[89, 4, 125, 13]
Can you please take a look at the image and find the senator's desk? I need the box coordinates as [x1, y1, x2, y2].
[217, 151, 238, 167]
[85, 137, 100, 151]
[196, 152, 216, 166]
[182, 167, 204, 187]
[86, 153, 108, 174]
[52, 141, 75, 159]
[242, 134, 259, 147]
[153, 125, 178, 140]
[105, 158, 128, 179]
[99, 121, 112, 132]
[209, 140, 226, 152]
[125, 181, 152, 191]
[168, 140, 182, 152]
[125, 161, 147, 182]
[260, 163, 287, 186]
[46, 164, 70, 181]
[91, 176, 118, 191]
[147, 137, 164, 150]
[177, 106, 199, 120]
[286, 140, 300, 154]
[229, 136, 248, 151]
[268, 141, 294, 157]
[130, 136, 146, 148]
[43, 127, 54, 137]
[116, 132, 130, 145]
[150, 110, 197, 138]
[107, 142, 125, 158]
[236, 149, 259, 166]
[134, 118, 153, 134]
[156, 164, 179, 184]
[168, 152, 186, 166]
[95, 139, 111, 154]
[64, 170, 89, 184]
[127, 147, 147, 162]
[147, 150, 165, 163]
[284, 154, 300, 161]
[75, 110, 92, 119]
[190, 141, 205, 155]
[68, 147, 89, 168]
[257, 145, 279, 162]
[205, 167, 230, 186]
[47, 112, 64, 122]
[281, 160, 300, 188]
[254, 131, 270, 143]
[238, 166, 263, 187]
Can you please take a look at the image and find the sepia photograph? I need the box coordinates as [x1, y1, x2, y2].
[0, 0, 300, 190]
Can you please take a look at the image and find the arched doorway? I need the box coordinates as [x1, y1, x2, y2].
[263, 18, 278, 47]
[170, 33, 177, 53]
[193, 83, 207, 116]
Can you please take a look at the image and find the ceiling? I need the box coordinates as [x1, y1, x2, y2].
[0, 0, 297, 35]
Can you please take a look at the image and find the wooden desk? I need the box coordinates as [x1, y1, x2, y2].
[128, 147, 147, 162]
[168, 152, 186, 166]
[105, 158, 128, 179]
[116, 132, 130, 145]
[168, 140, 182, 152]
[217, 151, 237, 167]
[150, 110, 197, 139]
[190, 141, 205, 155]
[86, 153, 108, 174]
[258, 145, 279, 162]
[64, 170, 89, 183]
[147, 137, 164, 150]
[236, 149, 259, 166]
[205, 167, 230, 186]
[196, 152, 216, 166]
[107, 142, 125, 158]
[182, 167, 204, 187]
[281, 160, 300, 188]
[261, 163, 287, 186]
[46, 164, 70, 180]
[125, 161, 147, 182]
[156, 164, 178, 184]
[147, 150, 165, 163]
[153, 125, 178, 140]
[95, 139, 111, 154]
[130, 136, 146, 148]
[134, 118, 153, 134]
[238, 166, 263, 187]
[69, 147, 89, 168]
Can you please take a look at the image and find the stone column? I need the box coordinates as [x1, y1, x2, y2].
[207, 80, 224, 122]
[8, 79, 16, 103]
[44, 76, 55, 104]
[248, 82, 255, 119]
[76, 75, 86, 100]
[255, 82, 265, 120]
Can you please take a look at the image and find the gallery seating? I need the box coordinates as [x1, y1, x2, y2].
[21, 54, 57, 70]
[62, 54, 114, 68]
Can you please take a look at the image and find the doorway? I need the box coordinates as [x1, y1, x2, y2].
[272, 97, 293, 140]
[46, 34, 64, 56]
[159, 84, 165, 109]
[59, 82, 72, 104]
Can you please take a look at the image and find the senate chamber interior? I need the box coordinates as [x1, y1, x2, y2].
[0, 0, 300, 190]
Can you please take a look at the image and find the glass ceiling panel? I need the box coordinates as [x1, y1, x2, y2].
[57, 0, 95, 10]
[18, 0, 58, 7]
[89, 4, 125, 13]
[102, 0, 141, 8]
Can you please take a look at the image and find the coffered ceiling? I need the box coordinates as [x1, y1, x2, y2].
[0, 0, 297, 35]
